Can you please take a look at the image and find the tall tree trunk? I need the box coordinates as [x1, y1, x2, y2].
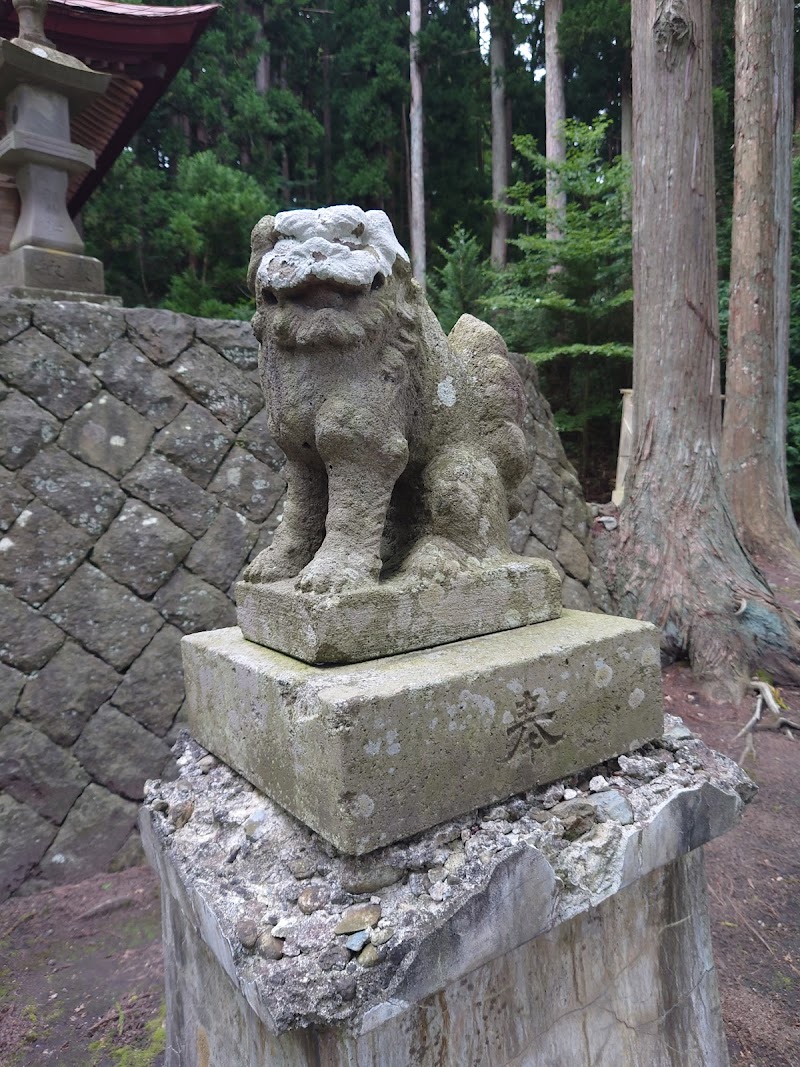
[608, 0, 800, 699]
[409, 0, 426, 288]
[544, 0, 566, 241]
[322, 47, 333, 204]
[490, 0, 511, 268]
[620, 49, 633, 158]
[721, 0, 800, 561]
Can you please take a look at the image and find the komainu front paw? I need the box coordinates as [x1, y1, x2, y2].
[295, 548, 381, 594]
[242, 546, 305, 584]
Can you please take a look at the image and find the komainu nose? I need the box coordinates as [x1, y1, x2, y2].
[303, 285, 346, 310]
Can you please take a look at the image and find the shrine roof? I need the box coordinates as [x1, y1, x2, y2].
[0, 0, 218, 212]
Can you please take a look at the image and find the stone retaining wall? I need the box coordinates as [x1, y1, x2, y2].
[0, 300, 609, 899]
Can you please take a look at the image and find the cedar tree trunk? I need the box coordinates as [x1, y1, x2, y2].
[721, 0, 800, 560]
[409, 0, 426, 287]
[620, 49, 632, 159]
[609, 0, 800, 699]
[490, 0, 511, 268]
[544, 0, 566, 240]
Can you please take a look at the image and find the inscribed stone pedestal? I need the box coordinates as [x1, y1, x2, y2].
[185, 611, 663, 854]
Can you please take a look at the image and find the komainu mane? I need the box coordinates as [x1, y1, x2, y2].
[243, 204, 528, 594]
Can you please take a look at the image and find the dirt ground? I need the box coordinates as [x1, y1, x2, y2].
[0, 558, 798, 1065]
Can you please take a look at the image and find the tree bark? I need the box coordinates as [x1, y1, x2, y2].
[609, 0, 800, 699]
[544, 0, 566, 241]
[322, 47, 333, 204]
[490, 0, 511, 268]
[720, 0, 800, 560]
[620, 49, 633, 159]
[409, 0, 426, 288]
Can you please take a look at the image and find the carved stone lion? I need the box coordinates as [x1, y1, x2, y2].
[242, 205, 528, 594]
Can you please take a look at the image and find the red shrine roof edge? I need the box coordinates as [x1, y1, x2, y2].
[0, 0, 219, 215]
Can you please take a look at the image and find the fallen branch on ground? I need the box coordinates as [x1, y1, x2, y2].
[736, 679, 800, 764]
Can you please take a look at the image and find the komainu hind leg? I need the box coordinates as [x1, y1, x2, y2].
[422, 443, 510, 559]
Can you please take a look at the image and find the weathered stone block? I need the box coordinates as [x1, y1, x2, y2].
[236, 410, 286, 468]
[0, 467, 32, 529]
[169, 342, 262, 430]
[0, 500, 91, 604]
[155, 569, 236, 635]
[33, 300, 125, 360]
[126, 307, 194, 366]
[38, 783, 138, 885]
[556, 526, 591, 583]
[153, 402, 235, 487]
[0, 392, 59, 469]
[94, 339, 186, 428]
[0, 300, 32, 343]
[108, 829, 147, 872]
[60, 391, 155, 478]
[92, 498, 193, 596]
[0, 587, 64, 670]
[521, 532, 562, 574]
[195, 317, 259, 370]
[247, 503, 283, 562]
[141, 727, 748, 1065]
[0, 327, 99, 417]
[0, 245, 106, 296]
[44, 563, 163, 670]
[532, 454, 564, 505]
[561, 575, 594, 612]
[186, 506, 258, 590]
[562, 486, 590, 541]
[237, 557, 563, 665]
[122, 453, 217, 537]
[19, 446, 125, 534]
[0, 793, 56, 900]
[0, 660, 24, 726]
[208, 448, 285, 523]
[0, 719, 89, 821]
[185, 612, 663, 853]
[18, 640, 121, 745]
[531, 490, 563, 551]
[74, 703, 170, 800]
[111, 625, 185, 735]
[534, 418, 564, 465]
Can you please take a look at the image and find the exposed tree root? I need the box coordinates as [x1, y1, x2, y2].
[598, 471, 800, 704]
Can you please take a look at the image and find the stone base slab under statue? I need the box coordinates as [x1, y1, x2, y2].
[236, 555, 562, 665]
[141, 725, 749, 1067]
[184, 611, 663, 854]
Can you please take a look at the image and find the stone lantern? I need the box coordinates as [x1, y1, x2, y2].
[0, 0, 112, 299]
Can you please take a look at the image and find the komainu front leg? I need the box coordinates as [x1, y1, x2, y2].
[295, 459, 405, 593]
[242, 459, 326, 584]
[295, 408, 409, 592]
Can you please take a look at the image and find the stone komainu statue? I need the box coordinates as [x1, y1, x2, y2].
[243, 205, 528, 594]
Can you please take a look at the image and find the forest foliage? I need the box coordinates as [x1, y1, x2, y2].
[83, 0, 800, 508]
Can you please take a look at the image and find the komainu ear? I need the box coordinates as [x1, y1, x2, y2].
[247, 215, 279, 294]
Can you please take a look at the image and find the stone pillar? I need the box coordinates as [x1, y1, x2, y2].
[142, 723, 751, 1066]
[0, 0, 113, 301]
